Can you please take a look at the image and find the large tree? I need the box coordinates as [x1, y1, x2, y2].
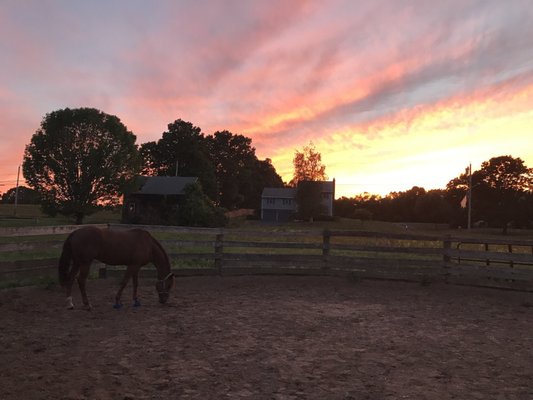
[290, 142, 327, 186]
[247, 158, 284, 209]
[140, 119, 217, 200]
[141, 123, 283, 211]
[23, 108, 140, 224]
[476, 156, 532, 231]
[289, 142, 328, 221]
[296, 180, 326, 221]
[206, 130, 260, 209]
[1, 186, 40, 204]
[177, 182, 227, 227]
[446, 155, 533, 231]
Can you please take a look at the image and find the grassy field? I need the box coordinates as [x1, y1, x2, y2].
[0, 204, 122, 227]
[1, 204, 532, 289]
[2, 203, 532, 237]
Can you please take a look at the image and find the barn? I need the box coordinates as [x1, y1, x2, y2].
[122, 176, 198, 225]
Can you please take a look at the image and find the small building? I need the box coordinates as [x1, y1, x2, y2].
[122, 176, 198, 224]
[261, 187, 297, 222]
[261, 180, 335, 222]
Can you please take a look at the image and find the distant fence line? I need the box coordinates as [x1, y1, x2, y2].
[1, 224, 533, 291]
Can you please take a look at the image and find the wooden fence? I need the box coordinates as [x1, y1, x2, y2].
[1, 224, 533, 291]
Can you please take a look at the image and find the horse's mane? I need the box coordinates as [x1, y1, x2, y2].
[150, 235, 171, 272]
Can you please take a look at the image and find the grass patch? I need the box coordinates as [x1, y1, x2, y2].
[0, 275, 57, 290]
[2, 214, 532, 289]
[0, 204, 122, 227]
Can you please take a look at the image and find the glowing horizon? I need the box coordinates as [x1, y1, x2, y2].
[1, 1, 532, 199]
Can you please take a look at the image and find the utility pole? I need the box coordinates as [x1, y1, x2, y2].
[14, 165, 20, 216]
[467, 163, 472, 229]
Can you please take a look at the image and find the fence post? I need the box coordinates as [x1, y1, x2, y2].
[442, 235, 451, 264]
[322, 229, 330, 269]
[442, 235, 452, 284]
[215, 232, 224, 275]
[508, 244, 514, 268]
[98, 264, 107, 279]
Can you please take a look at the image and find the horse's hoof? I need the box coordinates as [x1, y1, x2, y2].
[84, 304, 92, 311]
[113, 303, 123, 309]
[66, 297, 74, 310]
[133, 299, 141, 308]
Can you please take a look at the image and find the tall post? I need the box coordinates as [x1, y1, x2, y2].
[322, 229, 330, 269]
[442, 235, 451, 263]
[13, 165, 20, 216]
[467, 163, 472, 230]
[214, 232, 224, 275]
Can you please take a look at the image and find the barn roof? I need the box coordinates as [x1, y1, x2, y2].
[134, 176, 198, 195]
[261, 181, 335, 199]
[261, 187, 297, 199]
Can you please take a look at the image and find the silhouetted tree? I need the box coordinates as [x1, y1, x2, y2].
[476, 156, 532, 232]
[140, 119, 217, 200]
[335, 188, 452, 224]
[334, 196, 357, 218]
[446, 155, 533, 231]
[414, 189, 452, 223]
[386, 186, 426, 222]
[296, 181, 326, 221]
[245, 158, 284, 209]
[1, 186, 40, 204]
[178, 182, 227, 227]
[141, 122, 284, 211]
[290, 142, 327, 186]
[334, 194, 376, 220]
[206, 130, 258, 209]
[23, 108, 140, 224]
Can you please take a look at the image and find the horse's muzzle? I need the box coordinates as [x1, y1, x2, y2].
[156, 273, 174, 304]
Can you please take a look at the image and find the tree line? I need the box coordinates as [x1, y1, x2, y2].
[19, 108, 283, 224]
[335, 156, 533, 232]
[6, 107, 532, 230]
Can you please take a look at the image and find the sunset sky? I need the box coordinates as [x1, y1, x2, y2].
[1, 0, 532, 198]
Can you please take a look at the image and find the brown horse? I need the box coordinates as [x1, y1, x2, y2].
[58, 226, 175, 310]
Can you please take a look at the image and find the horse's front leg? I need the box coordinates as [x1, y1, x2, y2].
[132, 267, 141, 307]
[77, 263, 92, 311]
[114, 267, 133, 309]
[65, 263, 80, 309]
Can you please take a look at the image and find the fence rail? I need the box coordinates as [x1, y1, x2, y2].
[1, 224, 532, 291]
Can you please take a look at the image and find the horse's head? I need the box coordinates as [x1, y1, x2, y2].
[156, 273, 175, 304]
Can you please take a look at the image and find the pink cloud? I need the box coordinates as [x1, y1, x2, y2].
[1, 0, 532, 195]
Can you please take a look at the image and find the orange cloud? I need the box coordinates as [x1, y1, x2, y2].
[1, 1, 532, 198]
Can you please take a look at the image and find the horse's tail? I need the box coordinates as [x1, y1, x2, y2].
[58, 234, 73, 287]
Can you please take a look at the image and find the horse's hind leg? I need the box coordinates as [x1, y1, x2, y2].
[77, 263, 92, 310]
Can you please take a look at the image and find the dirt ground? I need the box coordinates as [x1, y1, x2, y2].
[1, 275, 533, 400]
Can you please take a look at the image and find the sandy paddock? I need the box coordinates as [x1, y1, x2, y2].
[1, 275, 532, 399]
